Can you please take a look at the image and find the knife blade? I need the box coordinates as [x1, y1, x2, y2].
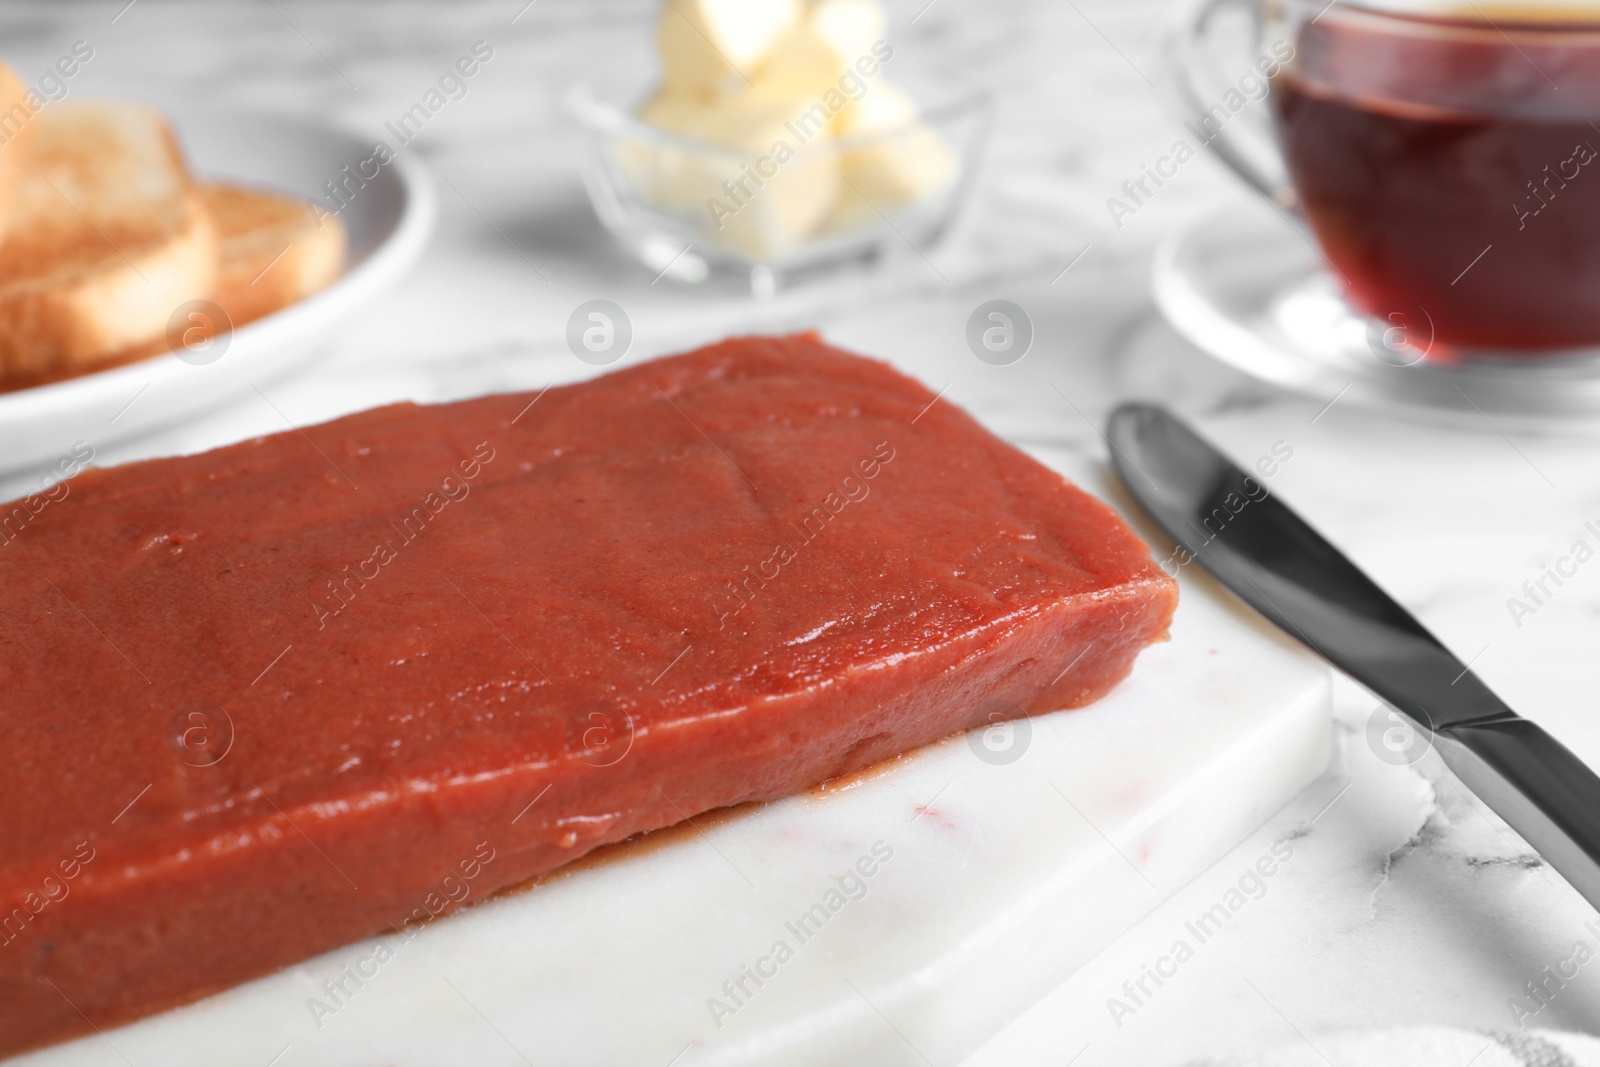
[1106, 400, 1600, 910]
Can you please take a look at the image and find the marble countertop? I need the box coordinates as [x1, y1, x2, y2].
[6, 0, 1600, 1063]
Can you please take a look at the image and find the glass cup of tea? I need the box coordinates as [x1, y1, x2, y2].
[1171, 0, 1600, 360]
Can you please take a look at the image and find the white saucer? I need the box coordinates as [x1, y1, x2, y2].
[1153, 195, 1600, 432]
[0, 107, 435, 479]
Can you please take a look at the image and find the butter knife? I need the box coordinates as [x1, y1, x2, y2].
[1107, 401, 1600, 909]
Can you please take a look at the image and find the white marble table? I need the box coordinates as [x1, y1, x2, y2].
[5, 0, 1600, 1063]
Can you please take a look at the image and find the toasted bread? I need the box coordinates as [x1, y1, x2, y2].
[199, 182, 345, 328]
[0, 101, 216, 381]
[0, 63, 35, 239]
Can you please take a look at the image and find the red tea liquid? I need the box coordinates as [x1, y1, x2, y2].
[1272, 12, 1600, 352]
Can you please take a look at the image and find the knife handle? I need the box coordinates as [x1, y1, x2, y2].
[1433, 717, 1600, 906]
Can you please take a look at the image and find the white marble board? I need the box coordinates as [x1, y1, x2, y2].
[15, 535, 1331, 1067]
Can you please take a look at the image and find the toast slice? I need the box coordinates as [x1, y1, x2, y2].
[199, 182, 345, 328]
[0, 63, 35, 240]
[0, 101, 216, 382]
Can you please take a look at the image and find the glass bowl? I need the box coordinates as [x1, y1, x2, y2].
[568, 69, 990, 297]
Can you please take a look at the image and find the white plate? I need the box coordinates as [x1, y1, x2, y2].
[0, 107, 435, 478]
[1154, 195, 1600, 432]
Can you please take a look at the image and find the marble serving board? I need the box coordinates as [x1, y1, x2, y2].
[16, 555, 1331, 1067]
